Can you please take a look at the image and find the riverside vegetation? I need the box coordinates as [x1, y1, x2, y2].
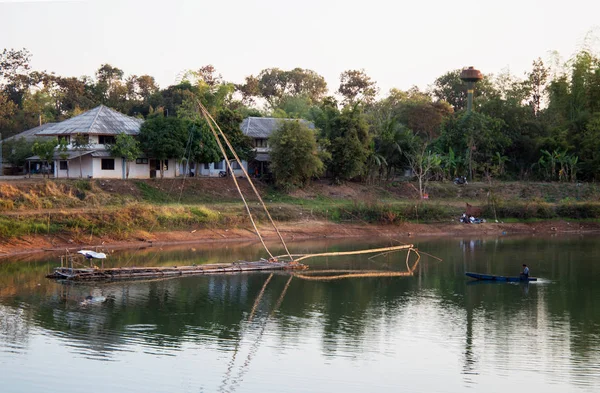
[2, 178, 600, 242]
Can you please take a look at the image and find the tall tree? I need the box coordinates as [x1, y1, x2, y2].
[269, 120, 323, 189]
[139, 115, 188, 178]
[337, 69, 378, 104]
[72, 133, 90, 178]
[432, 69, 498, 112]
[527, 58, 549, 116]
[108, 133, 142, 179]
[237, 68, 327, 108]
[32, 138, 57, 178]
[323, 106, 371, 182]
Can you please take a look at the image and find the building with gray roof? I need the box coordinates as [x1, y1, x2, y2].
[36, 105, 143, 136]
[27, 105, 178, 179]
[3, 123, 57, 143]
[195, 117, 315, 178]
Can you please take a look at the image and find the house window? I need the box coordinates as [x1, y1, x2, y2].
[231, 161, 241, 170]
[99, 135, 116, 144]
[59, 161, 68, 170]
[214, 161, 223, 170]
[136, 158, 148, 164]
[101, 159, 115, 170]
[73, 134, 90, 145]
[204, 163, 210, 170]
[163, 160, 168, 170]
[254, 138, 267, 148]
[59, 136, 70, 145]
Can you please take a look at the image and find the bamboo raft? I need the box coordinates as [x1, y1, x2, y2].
[46, 260, 307, 281]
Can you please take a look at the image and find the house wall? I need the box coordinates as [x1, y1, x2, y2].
[54, 156, 180, 179]
[193, 160, 247, 177]
[92, 157, 122, 179]
[128, 160, 150, 179]
[160, 160, 178, 178]
[55, 155, 94, 178]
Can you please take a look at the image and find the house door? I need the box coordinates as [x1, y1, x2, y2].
[149, 159, 158, 178]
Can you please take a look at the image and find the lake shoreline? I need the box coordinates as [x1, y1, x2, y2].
[2, 219, 598, 260]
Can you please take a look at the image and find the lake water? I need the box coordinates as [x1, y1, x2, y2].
[1, 236, 599, 393]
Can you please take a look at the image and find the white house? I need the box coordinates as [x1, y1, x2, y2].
[29, 105, 179, 179]
[192, 117, 315, 178]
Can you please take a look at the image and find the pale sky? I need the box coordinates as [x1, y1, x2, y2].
[1, 0, 599, 95]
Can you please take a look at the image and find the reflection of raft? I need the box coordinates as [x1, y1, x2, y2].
[465, 272, 537, 282]
[47, 260, 307, 281]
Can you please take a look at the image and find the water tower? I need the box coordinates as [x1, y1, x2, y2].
[460, 66, 483, 113]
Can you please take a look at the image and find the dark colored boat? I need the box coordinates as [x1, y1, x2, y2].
[465, 272, 537, 282]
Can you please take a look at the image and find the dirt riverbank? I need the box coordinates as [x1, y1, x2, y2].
[1, 219, 598, 260]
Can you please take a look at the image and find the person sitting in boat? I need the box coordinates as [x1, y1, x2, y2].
[521, 264, 530, 279]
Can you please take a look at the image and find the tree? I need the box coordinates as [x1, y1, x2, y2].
[32, 138, 57, 178]
[237, 68, 327, 108]
[0, 48, 32, 107]
[2, 137, 34, 171]
[337, 69, 378, 104]
[57, 138, 69, 178]
[0, 93, 16, 131]
[72, 133, 90, 178]
[438, 112, 509, 180]
[405, 142, 442, 199]
[139, 115, 188, 178]
[269, 120, 323, 189]
[108, 133, 141, 179]
[216, 108, 253, 161]
[432, 69, 498, 112]
[188, 123, 222, 174]
[527, 58, 549, 116]
[325, 106, 371, 183]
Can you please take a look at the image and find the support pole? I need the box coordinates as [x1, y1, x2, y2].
[466, 81, 474, 113]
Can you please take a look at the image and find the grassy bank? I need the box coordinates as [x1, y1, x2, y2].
[1, 178, 600, 240]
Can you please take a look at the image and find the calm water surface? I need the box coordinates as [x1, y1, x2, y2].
[1, 236, 599, 392]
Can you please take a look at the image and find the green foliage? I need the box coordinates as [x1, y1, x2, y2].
[5, 45, 600, 184]
[238, 67, 327, 108]
[108, 133, 141, 179]
[320, 105, 371, 182]
[188, 122, 222, 165]
[216, 108, 253, 161]
[2, 137, 34, 168]
[109, 133, 141, 161]
[337, 69, 378, 104]
[32, 138, 57, 178]
[439, 112, 509, 180]
[139, 115, 188, 177]
[269, 120, 324, 190]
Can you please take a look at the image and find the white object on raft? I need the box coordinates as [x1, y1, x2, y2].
[77, 250, 107, 259]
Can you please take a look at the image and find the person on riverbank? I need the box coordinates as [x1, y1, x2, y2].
[521, 264, 530, 279]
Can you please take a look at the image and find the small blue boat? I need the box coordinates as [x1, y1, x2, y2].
[465, 272, 537, 282]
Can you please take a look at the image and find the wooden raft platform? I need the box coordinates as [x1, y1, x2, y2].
[46, 260, 307, 281]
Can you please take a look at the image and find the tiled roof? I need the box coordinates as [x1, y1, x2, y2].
[27, 150, 94, 161]
[4, 123, 57, 142]
[36, 105, 143, 136]
[240, 117, 315, 138]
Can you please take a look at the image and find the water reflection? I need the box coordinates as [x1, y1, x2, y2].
[1, 236, 599, 392]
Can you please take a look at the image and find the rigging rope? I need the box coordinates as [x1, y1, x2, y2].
[197, 101, 294, 261]
[198, 104, 275, 259]
[276, 244, 413, 263]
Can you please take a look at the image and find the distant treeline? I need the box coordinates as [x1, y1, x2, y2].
[2, 45, 600, 185]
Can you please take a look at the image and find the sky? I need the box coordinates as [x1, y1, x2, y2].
[1, 0, 599, 96]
